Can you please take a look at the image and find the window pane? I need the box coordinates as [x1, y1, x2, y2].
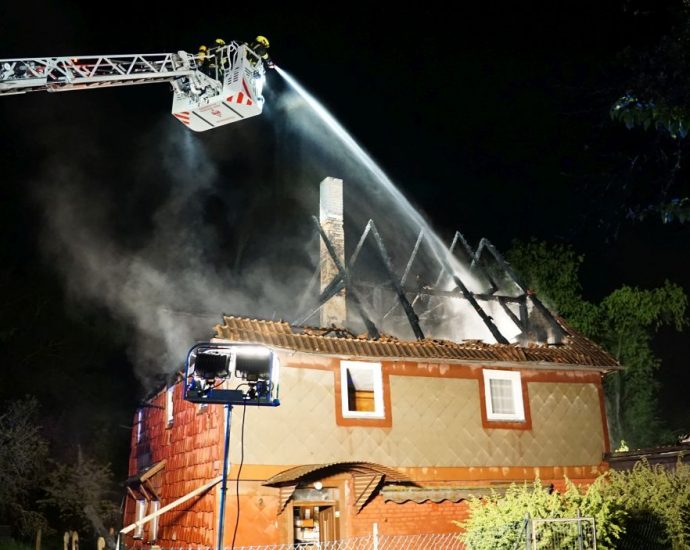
[346, 368, 375, 412]
[341, 361, 384, 418]
[489, 379, 515, 415]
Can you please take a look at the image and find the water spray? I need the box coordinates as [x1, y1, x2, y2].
[274, 67, 480, 291]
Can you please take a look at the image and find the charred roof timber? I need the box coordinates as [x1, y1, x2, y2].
[297, 178, 568, 347]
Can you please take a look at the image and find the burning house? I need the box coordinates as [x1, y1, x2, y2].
[121, 178, 618, 548]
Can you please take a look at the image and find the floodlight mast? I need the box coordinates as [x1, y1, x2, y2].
[183, 341, 280, 549]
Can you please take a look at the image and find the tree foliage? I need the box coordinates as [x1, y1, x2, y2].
[610, 0, 690, 139]
[606, 459, 690, 549]
[505, 240, 600, 337]
[41, 449, 120, 543]
[507, 239, 687, 448]
[0, 397, 49, 539]
[456, 477, 626, 550]
[606, 1, 690, 224]
[0, 398, 120, 545]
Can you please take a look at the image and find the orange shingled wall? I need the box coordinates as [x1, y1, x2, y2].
[124, 386, 224, 548]
[220, 492, 283, 547]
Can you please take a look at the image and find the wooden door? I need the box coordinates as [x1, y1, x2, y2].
[318, 506, 337, 542]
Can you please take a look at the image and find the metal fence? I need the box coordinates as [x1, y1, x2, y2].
[446, 514, 598, 550]
[234, 533, 464, 549]
[615, 512, 668, 550]
[156, 532, 465, 550]
[133, 516, 604, 550]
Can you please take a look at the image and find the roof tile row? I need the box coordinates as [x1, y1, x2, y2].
[214, 315, 618, 369]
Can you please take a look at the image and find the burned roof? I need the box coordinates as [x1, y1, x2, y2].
[214, 315, 619, 370]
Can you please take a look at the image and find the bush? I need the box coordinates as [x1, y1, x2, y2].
[605, 459, 690, 549]
[455, 477, 626, 550]
[457, 463, 690, 550]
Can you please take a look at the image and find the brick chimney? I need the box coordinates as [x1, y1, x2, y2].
[320, 177, 347, 327]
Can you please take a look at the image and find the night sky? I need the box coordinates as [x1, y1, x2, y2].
[1, 0, 689, 474]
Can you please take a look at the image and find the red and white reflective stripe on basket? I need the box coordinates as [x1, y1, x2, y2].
[226, 80, 254, 106]
[173, 112, 190, 125]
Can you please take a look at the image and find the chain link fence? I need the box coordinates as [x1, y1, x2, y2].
[615, 512, 668, 550]
[144, 518, 601, 550]
[455, 514, 598, 550]
[132, 515, 607, 550]
[155, 532, 465, 550]
[127, 510, 690, 550]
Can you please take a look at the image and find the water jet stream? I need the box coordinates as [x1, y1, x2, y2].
[275, 68, 481, 289]
[274, 67, 521, 343]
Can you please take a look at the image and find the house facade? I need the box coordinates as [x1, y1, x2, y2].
[122, 314, 617, 548]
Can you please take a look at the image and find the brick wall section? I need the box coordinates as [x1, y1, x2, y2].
[348, 475, 601, 538]
[124, 385, 224, 548]
[352, 497, 470, 536]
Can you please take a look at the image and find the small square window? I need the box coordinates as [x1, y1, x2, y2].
[483, 369, 525, 422]
[341, 361, 384, 418]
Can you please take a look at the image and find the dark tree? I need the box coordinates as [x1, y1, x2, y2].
[0, 397, 49, 540]
[508, 239, 687, 449]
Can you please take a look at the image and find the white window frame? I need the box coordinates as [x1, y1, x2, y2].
[134, 499, 147, 539]
[165, 385, 174, 427]
[340, 361, 384, 419]
[483, 369, 525, 421]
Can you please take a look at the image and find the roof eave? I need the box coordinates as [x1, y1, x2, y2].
[210, 337, 620, 373]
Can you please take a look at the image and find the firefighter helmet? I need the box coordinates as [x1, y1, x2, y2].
[255, 35, 270, 48]
[198, 45, 208, 51]
[215, 38, 226, 46]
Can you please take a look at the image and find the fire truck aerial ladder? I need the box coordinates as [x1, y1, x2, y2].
[0, 41, 268, 132]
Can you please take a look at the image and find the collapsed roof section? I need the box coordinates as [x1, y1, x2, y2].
[285, 177, 581, 348]
[295, 212, 571, 348]
[211, 177, 617, 368]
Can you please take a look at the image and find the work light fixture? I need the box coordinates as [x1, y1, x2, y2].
[183, 342, 280, 406]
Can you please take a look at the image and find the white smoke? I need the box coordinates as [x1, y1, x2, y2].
[35, 117, 314, 388]
[33, 75, 548, 392]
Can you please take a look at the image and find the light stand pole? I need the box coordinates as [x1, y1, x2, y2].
[183, 343, 280, 550]
[217, 403, 232, 550]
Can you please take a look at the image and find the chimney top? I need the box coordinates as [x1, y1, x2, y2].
[320, 177, 343, 220]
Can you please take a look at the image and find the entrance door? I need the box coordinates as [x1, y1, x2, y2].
[292, 504, 339, 543]
[318, 506, 336, 542]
